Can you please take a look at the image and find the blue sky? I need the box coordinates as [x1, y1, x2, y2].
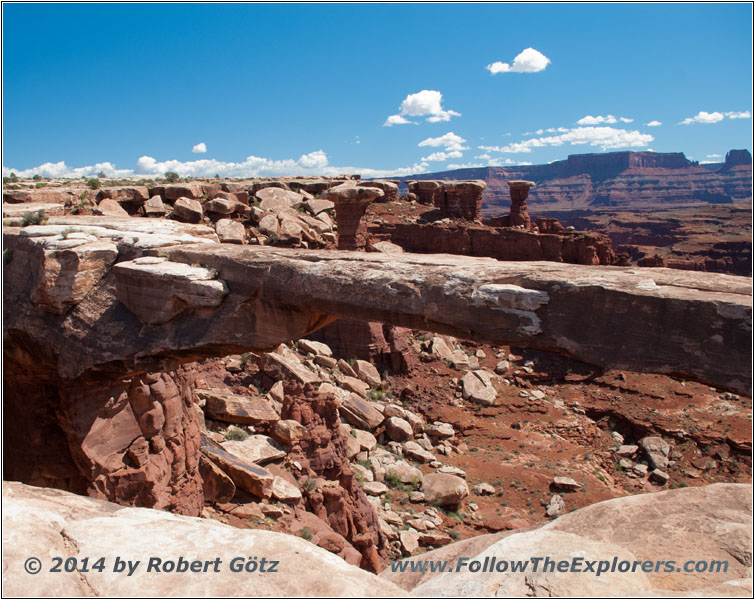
[2, 3, 752, 178]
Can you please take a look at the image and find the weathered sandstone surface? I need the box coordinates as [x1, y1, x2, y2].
[383, 483, 752, 597]
[1, 482, 407, 597]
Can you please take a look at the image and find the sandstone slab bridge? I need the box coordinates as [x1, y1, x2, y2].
[4, 216, 751, 394]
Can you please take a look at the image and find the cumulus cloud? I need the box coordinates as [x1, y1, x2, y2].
[646, 120, 662, 127]
[679, 110, 751, 125]
[192, 142, 207, 154]
[577, 115, 633, 125]
[1, 161, 134, 179]
[384, 114, 413, 126]
[706, 153, 722, 159]
[479, 126, 653, 153]
[486, 48, 550, 74]
[418, 132, 469, 152]
[384, 90, 461, 126]
[3, 150, 431, 180]
[421, 150, 463, 162]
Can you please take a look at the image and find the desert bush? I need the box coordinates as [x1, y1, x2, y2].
[86, 178, 101, 190]
[164, 171, 180, 183]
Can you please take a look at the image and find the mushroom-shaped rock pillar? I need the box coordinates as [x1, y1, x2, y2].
[507, 180, 535, 229]
[326, 182, 384, 250]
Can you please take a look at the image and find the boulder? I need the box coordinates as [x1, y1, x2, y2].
[421, 473, 469, 507]
[639, 436, 671, 470]
[385, 417, 413, 442]
[205, 198, 239, 215]
[172, 197, 203, 223]
[339, 395, 384, 430]
[382, 460, 423, 485]
[216, 219, 245, 244]
[271, 476, 302, 502]
[144, 195, 166, 216]
[354, 359, 381, 387]
[221, 435, 286, 465]
[96, 198, 129, 217]
[552, 476, 581, 492]
[263, 352, 320, 385]
[201, 435, 274, 498]
[198, 454, 236, 504]
[272, 419, 307, 444]
[399, 530, 420, 555]
[298, 339, 333, 357]
[403, 441, 435, 464]
[472, 482, 496, 496]
[461, 370, 498, 406]
[256, 187, 304, 211]
[364, 481, 389, 496]
[196, 389, 278, 424]
[258, 214, 280, 237]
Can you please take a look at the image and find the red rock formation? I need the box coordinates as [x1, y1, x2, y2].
[406, 180, 486, 220]
[535, 217, 565, 234]
[367, 222, 615, 265]
[508, 180, 534, 229]
[281, 383, 387, 572]
[397, 150, 752, 213]
[3, 347, 204, 515]
[327, 183, 384, 250]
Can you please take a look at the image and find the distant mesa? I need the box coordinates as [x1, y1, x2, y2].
[393, 150, 752, 214]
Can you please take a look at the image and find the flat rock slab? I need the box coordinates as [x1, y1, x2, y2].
[196, 389, 278, 424]
[221, 435, 286, 465]
[200, 435, 274, 498]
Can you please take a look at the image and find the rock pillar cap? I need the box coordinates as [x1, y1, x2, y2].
[507, 180, 536, 189]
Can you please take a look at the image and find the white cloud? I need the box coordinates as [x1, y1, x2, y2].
[3, 151, 430, 180]
[678, 110, 750, 125]
[646, 120, 662, 127]
[384, 114, 413, 126]
[479, 126, 653, 153]
[486, 48, 550, 74]
[680, 111, 725, 125]
[384, 90, 461, 126]
[577, 114, 633, 125]
[706, 153, 722, 159]
[475, 153, 492, 160]
[1, 161, 133, 179]
[192, 142, 207, 154]
[446, 162, 484, 169]
[421, 150, 463, 162]
[418, 132, 469, 152]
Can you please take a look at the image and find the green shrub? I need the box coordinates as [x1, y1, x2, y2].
[224, 425, 248, 441]
[299, 527, 314, 541]
[165, 171, 180, 183]
[86, 178, 101, 190]
[21, 210, 48, 227]
[32, 174, 42, 181]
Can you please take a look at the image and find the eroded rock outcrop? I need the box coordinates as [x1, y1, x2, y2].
[2, 482, 406, 597]
[281, 383, 388, 572]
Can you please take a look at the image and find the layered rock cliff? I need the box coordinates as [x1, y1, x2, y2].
[396, 150, 752, 214]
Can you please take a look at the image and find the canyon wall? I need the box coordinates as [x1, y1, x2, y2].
[395, 150, 752, 213]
